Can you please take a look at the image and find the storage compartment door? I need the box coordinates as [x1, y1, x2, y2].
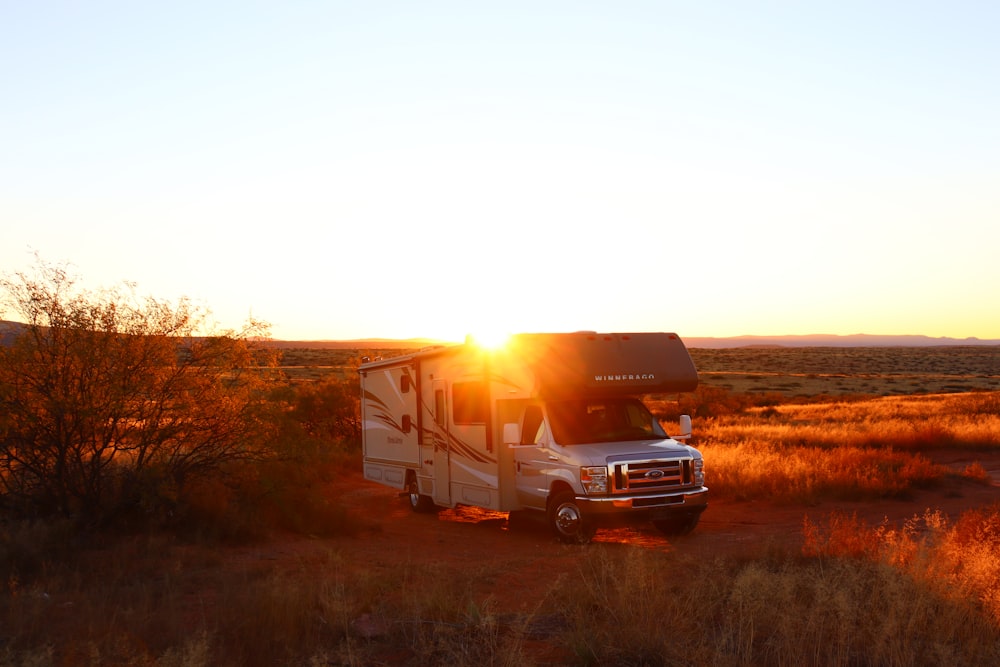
[361, 365, 419, 464]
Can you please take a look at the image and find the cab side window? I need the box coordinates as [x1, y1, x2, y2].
[521, 405, 546, 445]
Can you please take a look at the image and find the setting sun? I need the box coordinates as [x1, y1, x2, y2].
[466, 330, 512, 350]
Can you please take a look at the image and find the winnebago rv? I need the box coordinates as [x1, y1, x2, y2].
[359, 332, 706, 543]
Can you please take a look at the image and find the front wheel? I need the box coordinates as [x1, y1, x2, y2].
[407, 475, 436, 513]
[548, 491, 596, 544]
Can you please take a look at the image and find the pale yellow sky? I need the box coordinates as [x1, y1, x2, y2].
[3, 2, 998, 341]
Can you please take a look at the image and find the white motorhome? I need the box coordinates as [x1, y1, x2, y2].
[359, 332, 706, 543]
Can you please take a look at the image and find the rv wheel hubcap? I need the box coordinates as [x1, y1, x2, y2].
[555, 504, 582, 534]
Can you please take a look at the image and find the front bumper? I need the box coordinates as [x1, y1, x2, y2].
[577, 486, 708, 524]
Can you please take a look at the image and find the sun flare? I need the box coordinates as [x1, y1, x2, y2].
[466, 330, 512, 350]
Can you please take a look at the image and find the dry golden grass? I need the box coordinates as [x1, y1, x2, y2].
[700, 441, 944, 503]
[1, 538, 540, 666]
[803, 506, 1000, 629]
[6, 513, 1000, 666]
[556, 508, 1000, 666]
[3, 343, 999, 664]
[685, 392, 1000, 503]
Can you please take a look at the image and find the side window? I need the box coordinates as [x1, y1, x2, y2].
[522, 405, 545, 445]
[452, 381, 487, 424]
[434, 389, 446, 428]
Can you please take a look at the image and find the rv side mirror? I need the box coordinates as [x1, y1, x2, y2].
[402, 414, 412, 434]
[677, 414, 692, 440]
[503, 423, 520, 447]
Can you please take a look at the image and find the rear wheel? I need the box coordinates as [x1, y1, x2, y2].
[548, 491, 596, 544]
[407, 474, 436, 513]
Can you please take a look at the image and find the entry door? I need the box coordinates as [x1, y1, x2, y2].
[513, 404, 548, 510]
[431, 379, 451, 506]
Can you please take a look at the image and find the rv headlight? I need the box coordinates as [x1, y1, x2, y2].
[581, 466, 608, 494]
[693, 458, 705, 486]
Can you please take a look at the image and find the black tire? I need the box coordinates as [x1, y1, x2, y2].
[548, 491, 596, 544]
[652, 513, 701, 537]
[407, 475, 436, 513]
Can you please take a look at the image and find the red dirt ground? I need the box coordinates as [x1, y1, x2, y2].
[201, 450, 1000, 664]
[242, 449, 1000, 613]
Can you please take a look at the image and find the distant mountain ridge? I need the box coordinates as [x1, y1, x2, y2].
[262, 338, 444, 350]
[3, 321, 998, 349]
[271, 333, 1000, 349]
[682, 334, 1000, 348]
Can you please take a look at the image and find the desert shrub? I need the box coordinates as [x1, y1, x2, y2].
[707, 393, 1000, 451]
[0, 260, 370, 541]
[678, 385, 758, 418]
[286, 375, 362, 446]
[805, 506, 1000, 628]
[556, 532, 1000, 666]
[700, 440, 945, 503]
[962, 461, 994, 483]
[235, 377, 366, 537]
[692, 391, 1000, 504]
[553, 513, 1000, 665]
[165, 416, 368, 541]
[0, 258, 279, 528]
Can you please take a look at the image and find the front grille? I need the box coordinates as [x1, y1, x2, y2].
[611, 458, 693, 494]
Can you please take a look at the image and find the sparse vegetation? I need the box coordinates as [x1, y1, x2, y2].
[688, 392, 1000, 504]
[4, 504, 1000, 665]
[2, 379, 998, 664]
[557, 509, 1000, 666]
[2, 266, 999, 665]
[0, 259, 280, 527]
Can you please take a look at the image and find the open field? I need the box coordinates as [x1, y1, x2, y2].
[5, 436, 999, 665]
[274, 344, 1000, 395]
[3, 345, 1000, 665]
[691, 346, 1000, 396]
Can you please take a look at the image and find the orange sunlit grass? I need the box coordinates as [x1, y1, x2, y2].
[559, 506, 1000, 665]
[804, 506, 1000, 626]
[726, 393, 1000, 450]
[665, 391, 1000, 504]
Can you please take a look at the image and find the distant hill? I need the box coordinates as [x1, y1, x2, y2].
[3, 321, 998, 349]
[0, 320, 25, 347]
[268, 333, 1000, 349]
[261, 338, 444, 350]
[0, 320, 446, 350]
[682, 334, 1000, 348]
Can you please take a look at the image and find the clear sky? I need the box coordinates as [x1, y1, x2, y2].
[3, 1, 998, 342]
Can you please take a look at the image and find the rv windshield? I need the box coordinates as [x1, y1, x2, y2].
[546, 397, 667, 445]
